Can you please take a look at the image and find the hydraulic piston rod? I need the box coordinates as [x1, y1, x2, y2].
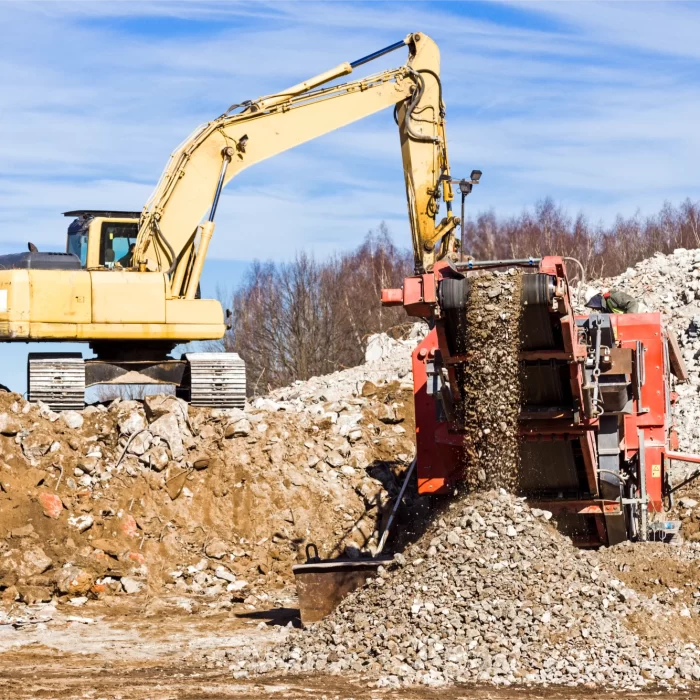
[183, 148, 234, 300]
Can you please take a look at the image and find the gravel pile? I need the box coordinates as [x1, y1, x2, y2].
[459, 271, 522, 490]
[583, 248, 700, 466]
[238, 490, 700, 689]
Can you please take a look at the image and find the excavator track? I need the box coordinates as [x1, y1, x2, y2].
[27, 353, 85, 410]
[184, 352, 246, 408]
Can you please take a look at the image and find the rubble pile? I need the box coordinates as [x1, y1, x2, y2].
[0, 329, 425, 610]
[459, 271, 522, 490]
[243, 491, 700, 689]
[584, 248, 700, 457]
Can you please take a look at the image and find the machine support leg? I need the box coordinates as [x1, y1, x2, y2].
[638, 428, 648, 542]
[376, 458, 417, 555]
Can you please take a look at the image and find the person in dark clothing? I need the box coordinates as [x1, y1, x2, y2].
[585, 288, 642, 314]
[118, 243, 136, 268]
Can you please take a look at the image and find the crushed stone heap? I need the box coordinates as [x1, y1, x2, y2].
[583, 248, 700, 460]
[238, 490, 700, 689]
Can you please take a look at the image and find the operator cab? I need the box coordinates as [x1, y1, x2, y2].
[64, 210, 140, 269]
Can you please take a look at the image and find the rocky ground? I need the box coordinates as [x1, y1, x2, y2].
[8, 251, 700, 697]
[0, 328, 423, 619]
[237, 492, 700, 691]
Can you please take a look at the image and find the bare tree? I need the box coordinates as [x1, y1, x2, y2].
[219, 224, 411, 394]
[463, 197, 700, 280]
[214, 201, 700, 396]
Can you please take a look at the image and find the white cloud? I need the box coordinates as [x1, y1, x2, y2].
[513, 1, 700, 60]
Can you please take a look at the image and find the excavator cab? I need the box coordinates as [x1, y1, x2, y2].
[64, 210, 140, 269]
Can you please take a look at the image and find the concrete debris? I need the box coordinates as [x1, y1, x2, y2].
[38, 492, 63, 519]
[242, 491, 700, 689]
[60, 410, 84, 430]
[0, 324, 423, 609]
[149, 413, 185, 460]
[17, 548, 53, 578]
[68, 514, 94, 532]
[225, 418, 251, 438]
[55, 567, 94, 596]
[118, 410, 146, 436]
[120, 577, 143, 595]
[205, 539, 228, 560]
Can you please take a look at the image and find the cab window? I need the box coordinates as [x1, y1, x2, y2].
[67, 231, 88, 267]
[101, 222, 139, 268]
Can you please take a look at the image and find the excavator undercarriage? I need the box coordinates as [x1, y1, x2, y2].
[26, 348, 245, 410]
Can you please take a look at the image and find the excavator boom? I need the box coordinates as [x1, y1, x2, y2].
[135, 32, 456, 297]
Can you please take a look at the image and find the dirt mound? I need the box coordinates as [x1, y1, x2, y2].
[0, 333, 424, 611]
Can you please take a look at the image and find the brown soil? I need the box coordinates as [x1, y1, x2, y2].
[0, 384, 417, 608]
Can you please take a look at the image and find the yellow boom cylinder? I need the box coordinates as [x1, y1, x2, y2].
[185, 221, 214, 300]
[256, 63, 353, 110]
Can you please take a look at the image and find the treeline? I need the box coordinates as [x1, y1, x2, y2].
[221, 199, 700, 393]
[464, 197, 700, 279]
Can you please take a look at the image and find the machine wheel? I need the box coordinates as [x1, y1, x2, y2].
[183, 352, 246, 408]
[27, 353, 85, 410]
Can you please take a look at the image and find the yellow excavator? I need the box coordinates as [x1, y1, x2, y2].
[0, 32, 458, 410]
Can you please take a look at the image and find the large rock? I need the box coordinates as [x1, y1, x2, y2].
[68, 514, 94, 532]
[118, 410, 147, 436]
[55, 566, 94, 595]
[0, 413, 21, 436]
[365, 333, 405, 363]
[17, 547, 53, 578]
[38, 491, 63, 519]
[149, 414, 184, 460]
[121, 576, 143, 594]
[22, 432, 53, 461]
[92, 539, 124, 557]
[144, 395, 190, 434]
[139, 445, 170, 472]
[17, 585, 53, 604]
[225, 419, 251, 438]
[60, 410, 84, 430]
[127, 430, 152, 456]
[205, 539, 228, 560]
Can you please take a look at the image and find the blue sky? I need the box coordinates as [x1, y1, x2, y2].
[1, 1, 700, 392]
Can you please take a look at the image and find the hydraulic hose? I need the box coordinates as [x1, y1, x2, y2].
[153, 218, 177, 276]
[563, 256, 586, 305]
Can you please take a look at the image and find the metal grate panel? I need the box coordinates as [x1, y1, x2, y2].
[185, 352, 246, 408]
[27, 353, 85, 410]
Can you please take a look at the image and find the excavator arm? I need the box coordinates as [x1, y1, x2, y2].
[134, 32, 456, 298]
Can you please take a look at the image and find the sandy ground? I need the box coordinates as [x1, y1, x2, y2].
[1, 600, 699, 700]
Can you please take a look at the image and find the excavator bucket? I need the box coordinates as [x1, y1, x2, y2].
[292, 548, 392, 625]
